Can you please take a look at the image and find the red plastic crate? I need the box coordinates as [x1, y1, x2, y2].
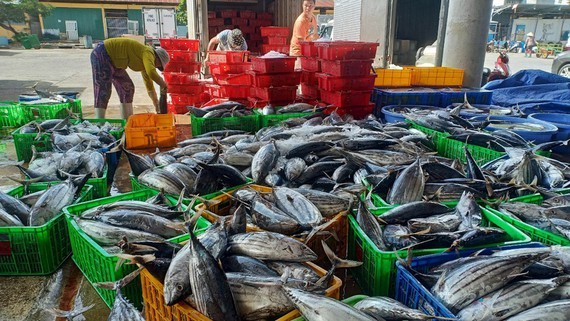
[316, 73, 376, 91]
[208, 11, 216, 19]
[260, 27, 290, 37]
[300, 57, 320, 72]
[263, 36, 288, 45]
[258, 12, 273, 21]
[163, 72, 200, 85]
[164, 62, 200, 74]
[167, 103, 187, 114]
[253, 86, 297, 102]
[221, 9, 238, 18]
[247, 71, 301, 87]
[207, 84, 251, 99]
[320, 90, 373, 107]
[159, 38, 200, 51]
[247, 97, 292, 108]
[260, 20, 273, 27]
[208, 51, 249, 64]
[209, 18, 224, 27]
[320, 60, 373, 77]
[251, 56, 296, 74]
[301, 71, 318, 85]
[212, 73, 252, 86]
[240, 10, 256, 19]
[249, 33, 263, 42]
[231, 18, 248, 26]
[261, 44, 289, 55]
[300, 41, 318, 57]
[300, 83, 320, 100]
[209, 62, 252, 75]
[167, 51, 198, 63]
[202, 98, 228, 107]
[168, 84, 204, 95]
[315, 41, 379, 60]
[208, 27, 219, 37]
[249, 20, 264, 28]
[168, 93, 205, 106]
[325, 103, 375, 119]
[240, 26, 254, 35]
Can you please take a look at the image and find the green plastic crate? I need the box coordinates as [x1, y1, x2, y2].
[253, 108, 314, 128]
[0, 183, 93, 275]
[64, 189, 211, 309]
[291, 295, 368, 321]
[347, 205, 530, 297]
[486, 189, 570, 246]
[191, 114, 260, 136]
[12, 118, 125, 162]
[24, 99, 83, 120]
[0, 101, 33, 128]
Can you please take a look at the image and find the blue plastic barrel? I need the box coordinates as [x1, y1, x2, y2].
[380, 105, 443, 123]
[470, 115, 558, 144]
[19, 94, 41, 102]
[446, 103, 513, 118]
[528, 113, 570, 154]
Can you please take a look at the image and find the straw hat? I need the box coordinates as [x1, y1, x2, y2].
[527, 32, 534, 37]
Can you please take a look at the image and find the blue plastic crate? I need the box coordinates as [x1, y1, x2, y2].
[439, 88, 493, 107]
[394, 242, 545, 318]
[374, 88, 441, 108]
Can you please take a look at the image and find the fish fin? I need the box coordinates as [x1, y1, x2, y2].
[321, 240, 362, 269]
[116, 253, 156, 266]
[279, 267, 291, 284]
[469, 248, 486, 257]
[184, 209, 203, 233]
[50, 304, 95, 320]
[304, 217, 338, 245]
[8, 176, 45, 194]
[95, 266, 144, 292]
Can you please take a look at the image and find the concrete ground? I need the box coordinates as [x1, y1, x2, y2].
[0, 47, 559, 321]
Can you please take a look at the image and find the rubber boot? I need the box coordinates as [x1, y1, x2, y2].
[94, 108, 106, 119]
[120, 103, 133, 120]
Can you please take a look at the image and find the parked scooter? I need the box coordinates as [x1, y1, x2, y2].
[482, 51, 510, 86]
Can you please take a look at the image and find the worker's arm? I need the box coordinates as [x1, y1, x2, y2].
[141, 71, 159, 109]
[205, 37, 221, 63]
[142, 52, 167, 108]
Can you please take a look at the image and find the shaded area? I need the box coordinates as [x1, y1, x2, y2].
[0, 80, 86, 102]
[0, 50, 22, 57]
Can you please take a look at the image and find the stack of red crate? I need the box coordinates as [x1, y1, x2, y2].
[207, 51, 252, 102]
[315, 41, 379, 119]
[248, 56, 299, 107]
[160, 38, 205, 114]
[260, 26, 290, 55]
[298, 41, 320, 101]
[207, 10, 273, 54]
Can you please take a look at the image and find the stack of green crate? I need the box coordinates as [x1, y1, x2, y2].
[0, 101, 33, 129]
[0, 183, 93, 275]
[64, 190, 211, 309]
[22, 99, 83, 120]
[191, 113, 261, 136]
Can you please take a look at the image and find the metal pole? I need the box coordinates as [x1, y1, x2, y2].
[442, 0, 493, 88]
[435, 0, 449, 67]
[382, 0, 393, 68]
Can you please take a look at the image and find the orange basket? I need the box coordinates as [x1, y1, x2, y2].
[405, 66, 464, 87]
[125, 113, 176, 149]
[194, 185, 349, 267]
[140, 262, 341, 321]
[374, 68, 413, 88]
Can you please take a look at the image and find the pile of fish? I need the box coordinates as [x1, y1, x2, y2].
[73, 191, 189, 249]
[409, 245, 570, 320]
[20, 117, 121, 152]
[259, 103, 323, 116]
[125, 146, 248, 197]
[117, 208, 360, 321]
[498, 194, 570, 239]
[0, 176, 89, 227]
[197, 185, 351, 237]
[356, 191, 509, 251]
[187, 101, 255, 119]
[18, 145, 106, 181]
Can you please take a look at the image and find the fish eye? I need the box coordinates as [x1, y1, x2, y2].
[177, 284, 184, 291]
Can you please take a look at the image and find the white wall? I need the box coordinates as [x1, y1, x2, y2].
[512, 18, 568, 42]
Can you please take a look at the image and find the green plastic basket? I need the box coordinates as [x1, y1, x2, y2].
[23, 99, 83, 120]
[348, 205, 530, 297]
[191, 114, 260, 136]
[64, 189, 211, 309]
[12, 118, 125, 162]
[0, 183, 93, 275]
[0, 101, 33, 129]
[253, 108, 313, 128]
[290, 295, 369, 321]
[486, 188, 570, 246]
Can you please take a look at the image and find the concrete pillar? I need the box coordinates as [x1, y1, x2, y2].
[442, 0, 493, 88]
[186, 0, 198, 39]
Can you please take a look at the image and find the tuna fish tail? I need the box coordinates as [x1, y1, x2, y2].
[95, 266, 143, 292]
[50, 304, 95, 321]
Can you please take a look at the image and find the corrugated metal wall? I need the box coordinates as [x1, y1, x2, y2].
[42, 7, 105, 40]
[268, 0, 303, 34]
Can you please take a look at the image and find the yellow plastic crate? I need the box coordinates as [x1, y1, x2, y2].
[406, 66, 464, 87]
[374, 69, 412, 87]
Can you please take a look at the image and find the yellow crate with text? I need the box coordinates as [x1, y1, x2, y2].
[374, 69, 413, 87]
[140, 262, 341, 321]
[406, 66, 464, 87]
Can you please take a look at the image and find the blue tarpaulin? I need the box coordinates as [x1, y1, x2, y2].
[483, 70, 570, 112]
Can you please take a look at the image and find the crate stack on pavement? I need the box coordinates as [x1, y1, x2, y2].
[248, 55, 300, 108]
[206, 50, 252, 104]
[159, 38, 204, 114]
[260, 26, 290, 55]
[315, 41, 379, 119]
[207, 10, 273, 54]
[298, 41, 321, 102]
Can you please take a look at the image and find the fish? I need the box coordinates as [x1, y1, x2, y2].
[354, 296, 444, 321]
[252, 141, 280, 184]
[356, 201, 387, 251]
[227, 232, 318, 262]
[387, 158, 425, 205]
[504, 299, 570, 321]
[95, 268, 145, 321]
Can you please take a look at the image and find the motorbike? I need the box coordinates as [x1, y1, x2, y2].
[481, 51, 510, 86]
